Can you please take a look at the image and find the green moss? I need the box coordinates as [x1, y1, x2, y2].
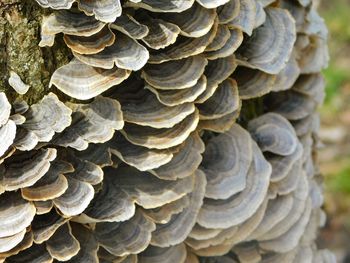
[0, 0, 71, 104]
[326, 163, 350, 194]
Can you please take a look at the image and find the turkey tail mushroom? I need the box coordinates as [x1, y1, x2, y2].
[0, 0, 333, 261]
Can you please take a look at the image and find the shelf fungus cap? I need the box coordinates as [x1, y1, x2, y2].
[8, 72, 30, 95]
[50, 59, 131, 100]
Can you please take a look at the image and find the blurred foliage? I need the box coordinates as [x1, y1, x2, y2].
[325, 162, 350, 194]
[320, 0, 350, 112]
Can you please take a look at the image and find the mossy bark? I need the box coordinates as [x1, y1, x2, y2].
[0, 0, 71, 104]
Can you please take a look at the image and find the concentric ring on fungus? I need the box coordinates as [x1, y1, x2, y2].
[0, 0, 334, 262]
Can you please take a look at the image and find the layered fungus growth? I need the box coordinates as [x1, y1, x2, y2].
[0, 0, 335, 262]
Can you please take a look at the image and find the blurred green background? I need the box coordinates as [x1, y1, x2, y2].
[318, 0, 350, 261]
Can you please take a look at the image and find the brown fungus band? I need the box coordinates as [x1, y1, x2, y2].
[0, 0, 334, 262]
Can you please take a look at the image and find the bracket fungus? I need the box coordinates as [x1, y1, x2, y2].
[0, 0, 333, 261]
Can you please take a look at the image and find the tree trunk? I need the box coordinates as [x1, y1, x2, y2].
[0, 0, 70, 103]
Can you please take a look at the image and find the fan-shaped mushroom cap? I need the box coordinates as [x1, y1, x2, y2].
[95, 209, 155, 256]
[13, 129, 37, 152]
[0, 230, 27, 255]
[1, 148, 57, 191]
[121, 110, 199, 150]
[73, 32, 149, 71]
[111, 166, 195, 209]
[35, 0, 75, 9]
[201, 124, 252, 200]
[227, 0, 257, 35]
[293, 246, 313, 263]
[161, 2, 216, 38]
[298, 36, 329, 74]
[5, 243, 52, 263]
[267, 90, 316, 120]
[313, 249, 337, 263]
[293, 74, 325, 104]
[108, 133, 174, 171]
[53, 177, 94, 217]
[142, 56, 207, 90]
[205, 25, 231, 52]
[198, 106, 240, 133]
[46, 222, 80, 261]
[268, 143, 303, 182]
[64, 26, 116, 55]
[141, 19, 180, 50]
[65, 153, 103, 185]
[259, 0, 276, 6]
[144, 194, 190, 224]
[149, 20, 217, 64]
[258, 174, 309, 241]
[230, 198, 269, 244]
[73, 143, 113, 168]
[69, 223, 99, 263]
[0, 192, 35, 240]
[196, 64, 237, 105]
[117, 88, 195, 128]
[233, 67, 276, 99]
[53, 96, 123, 150]
[51, 59, 130, 100]
[9, 114, 25, 125]
[248, 194, 294, 240]
[292, 113, 318, 137]
[204, 29, 243, 60]
[199, 55, 237, 101]
[196, 0, 230, 8]
[188, 224, 222, 241]
[193, 197, 268, 255]
[198, 78, 240, 120]
[217, 0, 240, 24]
[31, 209, 68, 244]
[254, 1, 266, 27]
[125, 0, 194, 13]
[34, 201, 54, 215]
[0, 93, 11, 126]
[150, 132, 204, 180]
[186, 225, 238, 250]
[259, 198, 312, 253]
[248, 113, 298, 156]
[233, 242, 261, 263]
[147, 76, 206, 107]
[189, 197, 268, 254]
[11, 99, 29, 114]
[8, 71, 30, 95]
[78, 0, 122, 23]
[150, 170, 206, 247]
[197, 140, 271, 228]
[40, 10, 105, 47]
[21, 161, 72, 201]
[0, 120, 16, 159]
[236, 7, 296, 74]
[19, 93, 72, 147]
[190, 243, 234, 257]
[77, 166, 194, 223]
[271, 56, 300, 92]
[269, 160, 303, 196]
[75, 179, 134, 224]
[0, 231, 33, 259]
[111, 14, 149, 39]
[138, 243, 187, 263]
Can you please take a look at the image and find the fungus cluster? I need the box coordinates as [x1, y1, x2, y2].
[0, 0, 334, 262]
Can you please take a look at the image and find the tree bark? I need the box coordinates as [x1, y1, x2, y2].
[0, 0, 70, 104]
